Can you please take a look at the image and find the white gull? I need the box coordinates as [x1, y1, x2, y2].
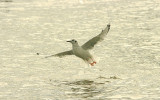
[45, 24, 111, 66]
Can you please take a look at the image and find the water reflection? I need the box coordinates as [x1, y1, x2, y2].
[50, 76, 120, 99]
[0, 0, 12, 13]
[0, 6, 10, 13]
[0, 0, 12, 2]
[65, 79, 106, 98]
[59, 76, 121, 99]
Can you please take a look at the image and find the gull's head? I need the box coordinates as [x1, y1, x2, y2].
[67, 39, 78, 45]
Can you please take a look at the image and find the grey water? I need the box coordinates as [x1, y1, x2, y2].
[0, 0, 160, 100]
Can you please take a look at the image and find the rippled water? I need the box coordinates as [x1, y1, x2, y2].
[0, 0, 160, 99]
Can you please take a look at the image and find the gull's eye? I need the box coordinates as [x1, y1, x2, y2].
[75, 40, 77, 43]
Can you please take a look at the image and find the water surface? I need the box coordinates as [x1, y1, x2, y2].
[0, 0, 160, 99]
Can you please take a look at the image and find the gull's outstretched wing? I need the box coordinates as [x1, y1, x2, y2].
[82, 24, 110, 50]
[45, 50, 73, 58]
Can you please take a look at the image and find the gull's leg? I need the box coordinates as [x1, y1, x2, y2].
[85, 58, 93, 66]
[90, 57, 96, 65]
[90, 62, 94, 66]
[88, 59, 95, 66]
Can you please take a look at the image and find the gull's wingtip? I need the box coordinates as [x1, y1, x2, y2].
[107, 23, 110, 27]
[106, 23, 110, 30]
[44, 55, 55, 58]
[44, 56, 50, 58]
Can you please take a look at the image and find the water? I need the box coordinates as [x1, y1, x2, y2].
[0, 0, 160, 99]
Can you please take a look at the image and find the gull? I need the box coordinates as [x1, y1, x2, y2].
[45, 24, 110, 66]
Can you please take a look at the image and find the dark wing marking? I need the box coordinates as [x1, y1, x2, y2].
[82, 24, 110, 50]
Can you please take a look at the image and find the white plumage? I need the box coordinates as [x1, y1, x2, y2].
[45, 24, 111, 66]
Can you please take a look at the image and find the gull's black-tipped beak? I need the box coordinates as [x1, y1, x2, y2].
[66, 40, 71, 42]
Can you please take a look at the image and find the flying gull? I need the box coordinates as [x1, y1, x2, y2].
[45, 24, 110, 66]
